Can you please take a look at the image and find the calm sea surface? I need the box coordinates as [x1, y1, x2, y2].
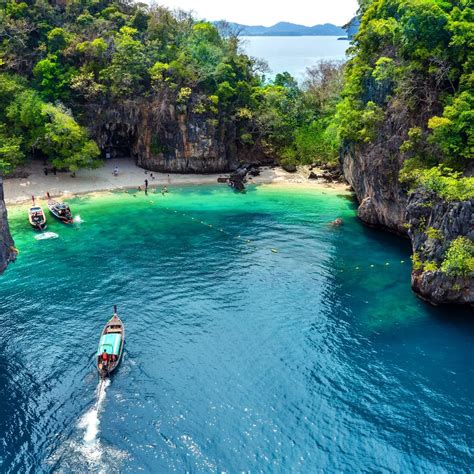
[0, 185, 473, 472]
[241, 36, 349, 80]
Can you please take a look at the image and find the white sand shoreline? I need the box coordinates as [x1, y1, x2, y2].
[4, 159, 350, 206]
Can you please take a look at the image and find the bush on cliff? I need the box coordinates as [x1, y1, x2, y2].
[401, 165, 474, 202]
[441, 237, 474, 277]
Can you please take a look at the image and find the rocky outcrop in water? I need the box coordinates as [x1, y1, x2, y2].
[342, 141, 407, 235]
[0, 179, 15, 273]
[406, 190, 473, 305]
[342, 143, 474, 305]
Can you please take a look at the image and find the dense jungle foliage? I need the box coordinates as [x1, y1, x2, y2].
[0, 0, 472, 203]
[338, 0, 473, 199]
[0, 0, 342, 173]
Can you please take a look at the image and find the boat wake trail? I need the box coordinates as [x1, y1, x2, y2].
[73, 214, 83, 223]
[79, 378, 110, 445]
[48, 379, 127, 472]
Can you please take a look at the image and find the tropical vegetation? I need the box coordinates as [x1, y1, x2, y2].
[0, 0, 343, 174]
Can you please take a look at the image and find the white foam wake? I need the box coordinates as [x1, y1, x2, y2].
[47, 378, 127, 472]
[74, 378, 111, 469]
[73, 214, 83, 223]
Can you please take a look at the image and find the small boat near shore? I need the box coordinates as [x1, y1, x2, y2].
[28, 196, 47, 231]
[46, 192, 73, 224]
[97, 306, 125, 378]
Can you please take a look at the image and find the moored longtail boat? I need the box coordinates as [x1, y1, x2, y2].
[28, 196, 47, 231]
[46, 192, 74, 224]
[97, 305, 125, 378]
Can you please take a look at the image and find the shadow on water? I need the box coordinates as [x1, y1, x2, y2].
[429, 303, 474, 328]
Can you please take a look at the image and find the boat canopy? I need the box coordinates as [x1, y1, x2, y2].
[97, 333, 122, 356]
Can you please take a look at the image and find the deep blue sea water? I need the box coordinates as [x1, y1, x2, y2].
[0, 185, 472, 472]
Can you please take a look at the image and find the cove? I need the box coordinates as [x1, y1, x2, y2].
[0, 185, 472, 472]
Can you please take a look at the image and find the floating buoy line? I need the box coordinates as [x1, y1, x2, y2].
[337, 260, 407, 273]
[158, 203, 272, 253]
[145, 198, 411, 269]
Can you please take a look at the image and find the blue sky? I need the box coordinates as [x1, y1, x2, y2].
[155, 0, 359, 26]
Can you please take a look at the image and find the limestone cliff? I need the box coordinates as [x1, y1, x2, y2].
[342, 142, 407, 235]
[84, 99, 262, 173]
[343, 153, 473, 306]
[0, 179, 15, 274]
[406, 191, 473, 305]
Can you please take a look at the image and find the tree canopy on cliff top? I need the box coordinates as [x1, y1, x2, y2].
[0, 0, 472, 180]
[0, 0, 345, 172]
[336, 0, 473, 198]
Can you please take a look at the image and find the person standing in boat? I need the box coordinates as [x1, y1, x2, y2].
[101, 349, 109, 369]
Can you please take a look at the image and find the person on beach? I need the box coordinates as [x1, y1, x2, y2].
[113, 166, 119, 177]
[43, 167, 48, 176]
[144, 179, 148, 195]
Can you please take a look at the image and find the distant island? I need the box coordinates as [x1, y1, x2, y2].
[215, 21, 347, 37]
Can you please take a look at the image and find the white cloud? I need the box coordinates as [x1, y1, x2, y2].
[151, 0, 359, 26]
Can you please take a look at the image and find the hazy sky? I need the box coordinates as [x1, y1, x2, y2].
[155, 0, 359, 26]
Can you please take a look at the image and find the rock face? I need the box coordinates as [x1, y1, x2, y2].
[0, 178, 15, 274]
[342, 144, 407, 235]
[342, 147, 473, 306]
[85, 99, 264, 173]
[407, 190, 473, 305]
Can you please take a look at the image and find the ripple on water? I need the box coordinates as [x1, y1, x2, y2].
[0, 186, 473, 472]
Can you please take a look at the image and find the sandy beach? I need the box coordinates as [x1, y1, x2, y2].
[3, 159, 350, 206]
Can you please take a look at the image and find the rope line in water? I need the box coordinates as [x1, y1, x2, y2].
[147, 196, 411, 269]
[149, 200, 279, 254]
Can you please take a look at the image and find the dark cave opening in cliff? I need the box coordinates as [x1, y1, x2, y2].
[101, 125, 137, 161]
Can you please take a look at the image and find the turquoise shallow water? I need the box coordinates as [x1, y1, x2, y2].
[0, 185, 472, 472]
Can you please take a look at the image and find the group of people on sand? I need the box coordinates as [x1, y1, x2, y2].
[112, 165, 170, 195]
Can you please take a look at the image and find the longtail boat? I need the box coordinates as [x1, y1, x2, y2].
[46, 192, 73, 224]
[28, 196, 47, 231]
[97, 306, 125, 378]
